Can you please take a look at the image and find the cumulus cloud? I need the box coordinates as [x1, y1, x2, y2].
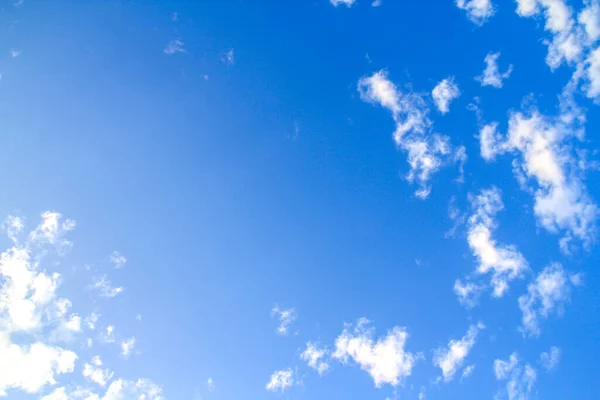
[456, 0, 495, 25]
[433, 323, 484, 382]
[332, 318, 417, 387]
[330, 0, 356, 6]
[432, 78, 461, 114]
[92, 276, 124, 298]
[539, 346, 561, 370]
[465, 187, 529, 298]
[453, 280, 484, 308]
[494, 353, 536, 400]
[28, 211, 76, 252]
[265, 369, 294, 392]
[164, 40, 185, 55]
[477, 98, 597, 250]
[358, 70, 465, 198]
[109, 252, 126, 269]
[519, 263, 581, 336]
[271, 305, 296, 335]
[83, 356, 114, 387]
[3, 215, 24, 243]
[0, 212, 163, 400]
[461, 364, 476, 379]
[301, 342, 330, 375]
[476, 52, 513, 88]
[121, 337, 136, 358]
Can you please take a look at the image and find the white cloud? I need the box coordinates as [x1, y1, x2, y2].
[121, 337, 136, 358]
[92, 276, 124, 298]
[0, 332, 77, 395]
[109, 252, 126, 269]
[207, 377, 215, 391]
[164, 40, 185, 55]
[433, 323, 484, 382]
[456, 0, 495, 26]
[104, 378, 163, 400]
[223, 49, 235, 65]
[479, 122, 503, 161]
[39, 387, 69, 400]
[332, 318, 417, 387]
[28, 211, 76, 252]
[372, 0, 382, 6]
[330, 0, 356, 7]
[584, 46, 600, 98]
[104, 325, 116, 343]
[579, 1, 600, 42]
[265, 369, 294, 392]
[432, 78, 461, 114]
[476, 52, 513, 88]
[83, 356, 114, 387]
[358, 70, 464, 197]
[519, 263, 580, 336]
[466, 187, 528, 298]
[271, 305, 296, 335]
[477, 98, 597, 250]
[539, 346, 561, 370]
[10, 49, 21, 58]
[461, 364, 476, 379]
[301, 342, 330, 375]
[3, 215, 24, 243]
[494, 353, 536, 400]
[453, 280, 484, 308]
[86, 313, 100, 330]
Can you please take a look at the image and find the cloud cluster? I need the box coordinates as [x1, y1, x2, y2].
[358, 70, 466, 198]
[332, 318, 417, 387]
[519, 263, 581, 336]
[476, 52, 513, 88]
[265, 369, 294, 392]
[271, 305, 296, 335]
[432, 78, 461, 114]
[539, 346, 561, 370]
[494, 353, 537, 400]
[301, 342, 330, 375]
[433, 323, 484, 382]
[456, 0, 495, 26]
[514, 0, 600, 100]
[478, 97, 597, 251]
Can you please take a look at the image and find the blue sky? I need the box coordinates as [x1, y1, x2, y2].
[1, 0, 600, 399]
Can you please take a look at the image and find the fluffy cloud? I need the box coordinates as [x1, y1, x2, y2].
[494, 353, 537, 400]
[301, 342, 330, 375]
[265, 369, 294, 392]
[453, 280, 484, 308]
[431, 78, 461, 114]
[330, 0, 356, 6]
[109, 252, 126, 269]
[476, 52, 513, 88]
[478, 98, 597, 250]
[358, 70, 465, 198]
[539, 346, 561, 370]
[332, 318, 417, 387]
[271, 305, 296, 335]
[466, 187, 529, 298]
[83, 356, 114, 387]
[456, 0, 495, 25]
[519, 263, 581, 336]
[2, 215, 24, 243]
[433, 323, 484, 382]
[28, 212, 76, 252]
[120, 337, 136, 358]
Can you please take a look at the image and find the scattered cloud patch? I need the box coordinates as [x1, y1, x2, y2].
[519, 263, 581, 336]
[332, 318, 417, 387]
[539, 346, 561, 370]
[121, 337, 136, 358]
[432, 78, 461, 114]
[3, 215, 24, 243]
[466, 187, 528, 298]
[109, 251, 126, 269]
[265, 369, 294, 392]
[271, 305, 296, 335]
[83, 356, 114, 387]
[28, 211, 76, 252]
[358, 70, 465, 197]
[461, 364, 476, 379]
[433, 323, 484, 382]
[301, 342, 330, 375]
[494, 353, 537, 400]
[476, 52, 513, 88]
[223, 49, 235, 65]
[456, 0, 495, 26]
[164, 40, 185, 55]
[92, 276, 124, 298]
[330, 0, 356, 7]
